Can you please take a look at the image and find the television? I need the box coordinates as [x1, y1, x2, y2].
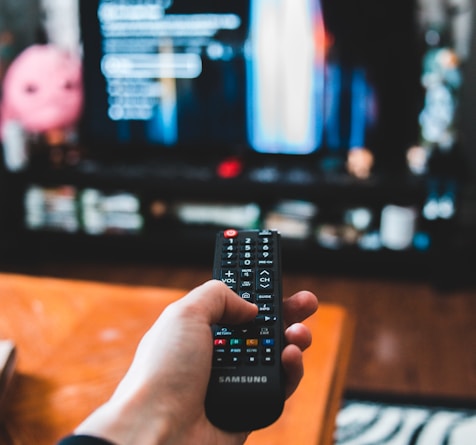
[1, 0, 472, 276]
[78, 0, 423, 174]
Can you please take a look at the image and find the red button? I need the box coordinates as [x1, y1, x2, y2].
[214, 339, 227, 346]
[224, 229, 238, 238]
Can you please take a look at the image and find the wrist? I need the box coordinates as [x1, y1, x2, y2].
[74, 390, 175, 445]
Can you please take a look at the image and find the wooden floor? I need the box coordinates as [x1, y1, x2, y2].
[1, 258, 475, 405]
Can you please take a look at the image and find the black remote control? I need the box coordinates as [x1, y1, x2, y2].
[205, 228, 285, 432]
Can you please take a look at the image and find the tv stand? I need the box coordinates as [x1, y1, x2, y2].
[1, 152, 469, 284]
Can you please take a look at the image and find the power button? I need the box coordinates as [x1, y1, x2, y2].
[224, 229, 238, 238]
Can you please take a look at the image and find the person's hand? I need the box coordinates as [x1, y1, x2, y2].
[74, 280, 318, 445]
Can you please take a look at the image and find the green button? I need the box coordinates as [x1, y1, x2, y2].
[230, 338, 243, 346]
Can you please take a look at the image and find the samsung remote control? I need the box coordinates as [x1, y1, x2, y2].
[205, 228, 285, 432]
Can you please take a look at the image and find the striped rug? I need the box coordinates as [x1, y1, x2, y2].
[335, 398, 476, 445]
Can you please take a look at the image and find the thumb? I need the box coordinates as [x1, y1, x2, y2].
[185, 280, 258, 325]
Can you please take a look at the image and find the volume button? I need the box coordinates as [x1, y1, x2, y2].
[220, 269, 238, 291]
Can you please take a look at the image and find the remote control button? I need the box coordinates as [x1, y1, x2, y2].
[246, 339, 259, 347]
[240, 259, 255, 267]
[229, 338, 243, 346]
[257, 269, 273, 291]
[240, 271, 254, 289]
[239, 291, 254, 302]
[258, 243, 273, 260]
[220, 269, 238, 290]
[221, 249, 237, 267]
[258, 253, 273, 263]
[262, 338, 275, 346]
[224, 229, 238, 238]
[222, 243, 237, 252]
[215, 327, 233, 337]
[258, 259, 274, 267]
[240, 251, 254, 260]
[213, 346, 228, 364]
[258, 229, 273, 234]
[257, 294, 274, 302]
[255, 315, 277, 325]
[222, 244, 237, 254]
[259, 327, 274, 337]
[258, 246, 272, 255]
[258, 303, 274, 314]
[240, 244, 254, 252]
[214, 339, 227, 346]
[231, 355, 241, 365]
[262, 355, 275, 365]
[221, 259, 237, 268]
[260, 240, 272, 247]
[213, 355, 227, 366]
[240, 279, 253, 290]
[246, 355, 258, 365]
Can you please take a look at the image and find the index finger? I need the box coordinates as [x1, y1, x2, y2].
[283, 290, 318, 327]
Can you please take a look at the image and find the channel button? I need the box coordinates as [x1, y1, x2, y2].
[257, 269, 273, 292]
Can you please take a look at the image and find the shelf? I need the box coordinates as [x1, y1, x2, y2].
[10, 157, 429, 205]
[0, 156, 466, 283]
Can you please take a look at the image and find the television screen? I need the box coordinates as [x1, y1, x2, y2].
[78, 0, 422, 168]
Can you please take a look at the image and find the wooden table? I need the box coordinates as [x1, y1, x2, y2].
[0, 273, 354, 445]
